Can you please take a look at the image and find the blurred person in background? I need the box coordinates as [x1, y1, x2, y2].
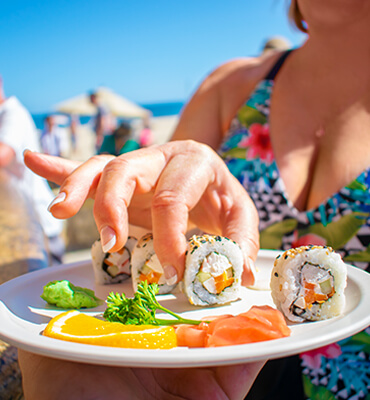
[0, 77, 65, 266]
[69, 114, 79, 151]
[261, 35, 292, 54]
[98, 121, 140, 156]
[89, 91, 113, 152]
[138, 116, 154, 147]
[40, 115, 63, 157]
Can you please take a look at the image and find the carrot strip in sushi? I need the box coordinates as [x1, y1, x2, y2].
[270, 246, 347, 322]
[175, 306, 290, 348]
[131, 233, 178, 294]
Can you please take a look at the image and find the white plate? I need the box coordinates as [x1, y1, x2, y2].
[0, 250, 369, 368]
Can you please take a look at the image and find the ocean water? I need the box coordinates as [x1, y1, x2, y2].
[32, 100, 184, 130]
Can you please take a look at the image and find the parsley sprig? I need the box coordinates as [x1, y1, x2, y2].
[103, 281, 202, 326]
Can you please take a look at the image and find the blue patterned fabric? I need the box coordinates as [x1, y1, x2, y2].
[218, 73, 370, 399]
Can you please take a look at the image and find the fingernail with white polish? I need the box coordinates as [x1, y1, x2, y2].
[47, 192, 66, 212]
[23, 148, 32, 157]
[101, 226, 116, 253]
[163, 265, 178, 286]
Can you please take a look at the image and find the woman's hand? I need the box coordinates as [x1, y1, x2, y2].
[18, 349, 265, 400]
[24, 140, 259, 285]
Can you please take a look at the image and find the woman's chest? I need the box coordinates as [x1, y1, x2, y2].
[269, 90, 370, 211]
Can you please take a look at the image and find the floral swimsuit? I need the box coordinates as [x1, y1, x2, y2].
[218, 51, 370, 400]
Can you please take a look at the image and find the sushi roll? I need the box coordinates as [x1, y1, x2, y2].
[91, 237, 137, 284]
[131, 233, 177, 294]
[270, 245, 347, 323]
[183, 234, 243, 306]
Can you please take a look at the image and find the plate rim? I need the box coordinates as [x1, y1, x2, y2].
[0, 252, 369, 368]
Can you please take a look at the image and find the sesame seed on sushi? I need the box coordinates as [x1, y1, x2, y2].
[270, 245, 347, 323]
[183, 234, 243, 306]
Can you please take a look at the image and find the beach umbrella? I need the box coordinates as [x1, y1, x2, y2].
[54, 87, 150, 119]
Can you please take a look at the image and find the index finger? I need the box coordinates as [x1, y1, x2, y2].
[24, 150, 80, 184]
[93, 147, 168, 252]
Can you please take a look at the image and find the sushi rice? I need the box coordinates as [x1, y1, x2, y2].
[270, 245, 347, 323]
[131, 233, 177, 294]
[183, 234, 243, 306]
[91, 237, 137, 284]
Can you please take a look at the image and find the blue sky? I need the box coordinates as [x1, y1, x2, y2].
[1, 0, 306, 114]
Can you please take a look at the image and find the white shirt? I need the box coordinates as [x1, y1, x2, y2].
[0, 96, 63, 237]
[40, 127, 62, 157]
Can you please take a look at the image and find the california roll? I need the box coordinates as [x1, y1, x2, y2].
[183, 234, 243, 306]
[270, 245, 347, 323]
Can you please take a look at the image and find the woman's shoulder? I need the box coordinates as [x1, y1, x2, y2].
[203, 51, 287, 95]
[171, 51, 290, 146]
[201, 51, 287, 131]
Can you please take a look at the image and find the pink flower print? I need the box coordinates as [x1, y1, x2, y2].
[239, 123, 274, 163]
[301, 343, 342, 369]
[292, 232, 327, 248]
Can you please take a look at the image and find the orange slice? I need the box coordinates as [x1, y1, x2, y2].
[43, 310, 177, 349]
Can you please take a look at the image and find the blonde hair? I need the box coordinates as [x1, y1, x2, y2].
[289, 0, 308, 33]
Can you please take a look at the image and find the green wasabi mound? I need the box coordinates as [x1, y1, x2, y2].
[41, 280, 103, 309]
